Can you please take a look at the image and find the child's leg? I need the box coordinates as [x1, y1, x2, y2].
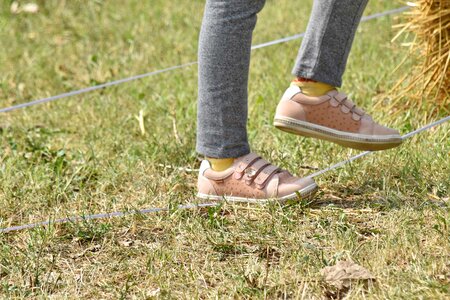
[195, 0, 320, 201]
[274, 0, 402, 151]
[196, 0, 266, 160]
[292, 0, 368, 87]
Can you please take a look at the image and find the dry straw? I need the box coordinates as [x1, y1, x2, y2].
[389, 0, 449, 118]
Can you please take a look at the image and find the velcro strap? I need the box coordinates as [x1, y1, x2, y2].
[352, 106, 365, 116]
[234, 153, 261, 179]
[329, 97, 340, 107]
[342, 98, 355, 109]
[254, 165, 280, 187]
[341, 105, 351, 113]
[248, 159, 270, 175]
[334, 92, 347, 102]
[243, 159, 271, 184]
[352, 113, 362, 121]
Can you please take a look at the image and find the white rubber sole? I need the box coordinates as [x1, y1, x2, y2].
[274, 116, 402, 151]
[196, 182, 318, 204]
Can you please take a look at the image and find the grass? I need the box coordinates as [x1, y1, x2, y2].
[0, 0, 449, 298]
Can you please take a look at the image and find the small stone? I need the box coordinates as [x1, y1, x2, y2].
[146, 287, 160, 297]
[23, 3, 39, 13]
[119, 240, 134, 247]
[11, 3, 39, 14]
[10, 2, 20, 14]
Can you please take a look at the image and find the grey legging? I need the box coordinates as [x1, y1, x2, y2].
[197, 0, 369, 158]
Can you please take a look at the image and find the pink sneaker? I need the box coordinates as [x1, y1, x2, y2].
[274, 86, 403, 151]
[197, 153, 318, 203]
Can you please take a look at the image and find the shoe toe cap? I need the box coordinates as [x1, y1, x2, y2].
[277, 176, 317, 198]
[361, 116, 401, 137]
[373, 123, 401, 137]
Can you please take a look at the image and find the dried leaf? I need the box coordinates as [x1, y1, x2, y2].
[321, 260, 375, 289]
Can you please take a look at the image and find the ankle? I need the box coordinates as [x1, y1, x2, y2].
[292, 77, 335, 97]
[207, 157, 235, 171]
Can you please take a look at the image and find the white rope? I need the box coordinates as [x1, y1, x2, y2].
[0, 6, 408, 114]
[1, 114, 448, 234]
[0, 203, 218, 233]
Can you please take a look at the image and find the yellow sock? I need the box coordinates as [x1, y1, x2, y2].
[291, 79, 335, 97]
[207, 157, 235, 171]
